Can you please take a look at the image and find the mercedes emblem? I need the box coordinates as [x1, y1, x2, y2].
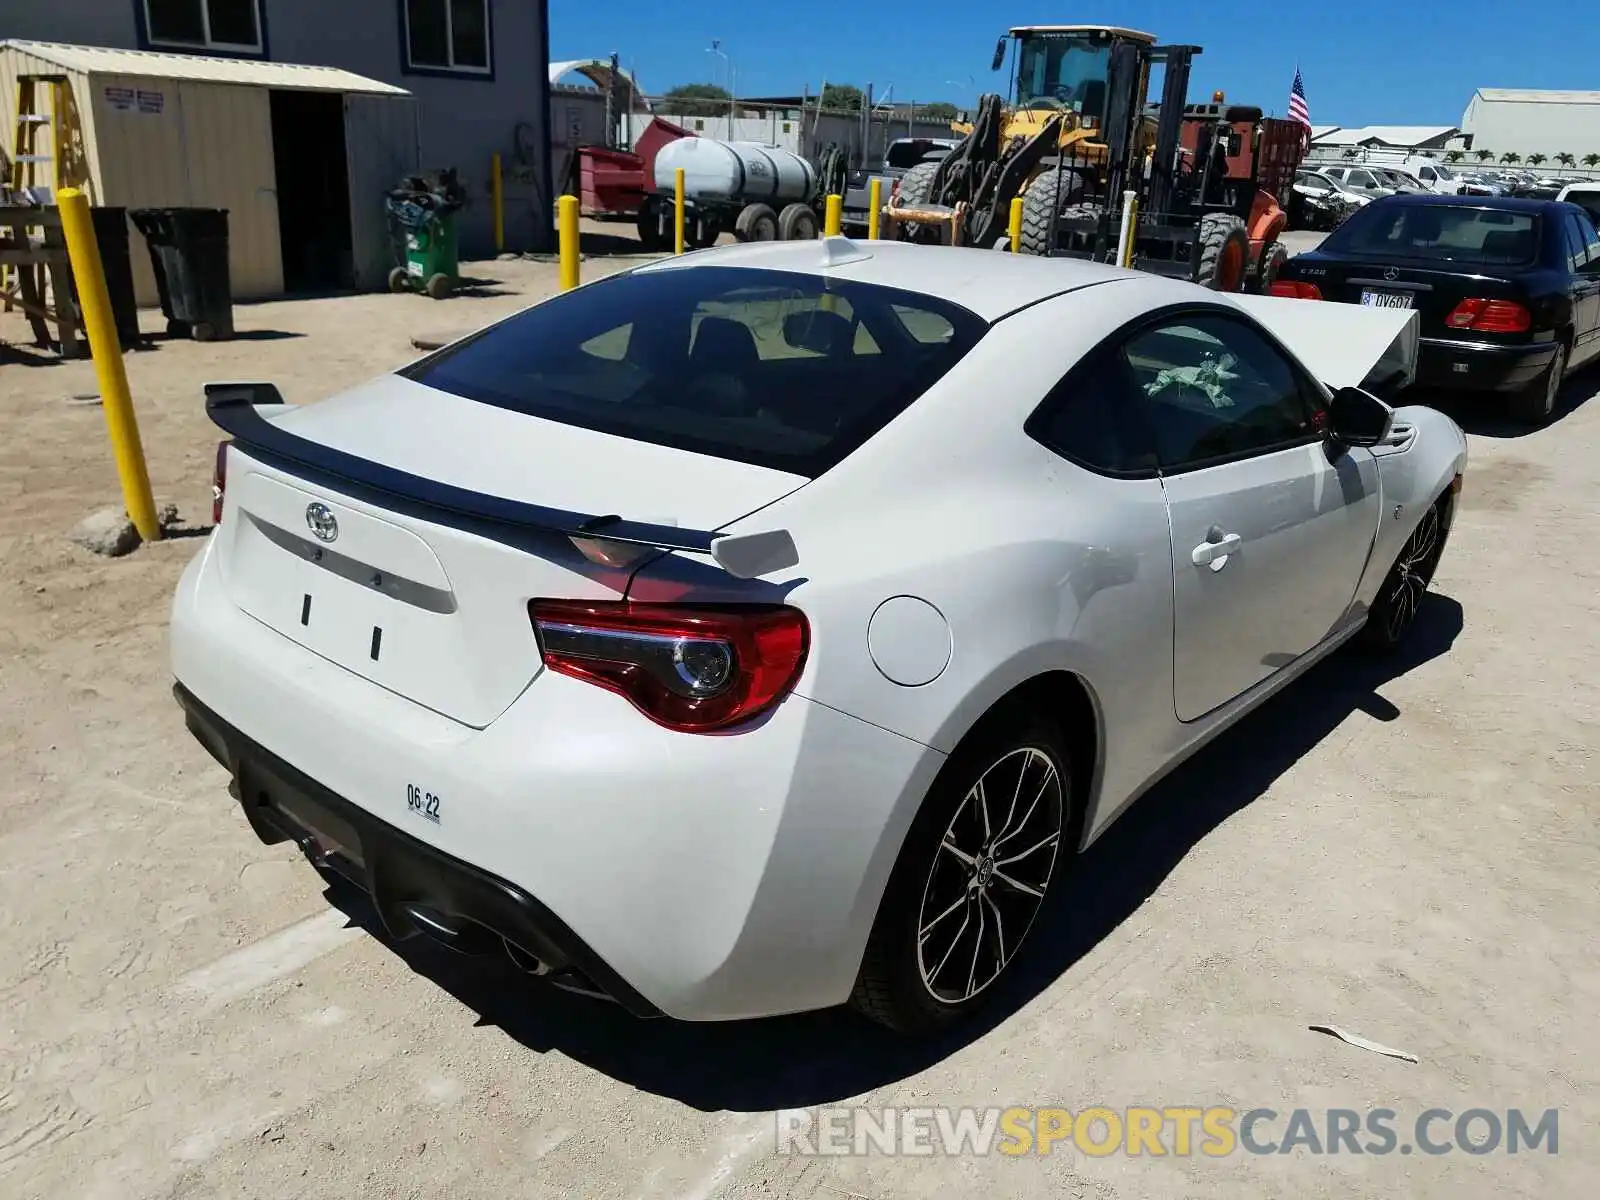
[305, 502, 339, 543]
[1384, 266, 1399, 281]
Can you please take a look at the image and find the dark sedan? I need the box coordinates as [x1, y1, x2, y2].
[1272, 194, 1600, 425]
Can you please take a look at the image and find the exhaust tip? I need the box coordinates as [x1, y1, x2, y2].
[502, 937, 552, 976]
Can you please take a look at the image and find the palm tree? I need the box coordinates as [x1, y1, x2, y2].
[1342, 148, 1359, 160]
[1585, 153, 1600, 169]
[1445, 150, 1464, 163]
[1499, 151, 1521, 165]
[1526, 153, 1547, 167]
[1556, 153, 1576, 168]
[1475, 149, 1495, 163]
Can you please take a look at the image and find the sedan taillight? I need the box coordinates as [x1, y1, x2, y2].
[528, 600, 810, 733]
[1269, 280, 1322, 299]
[212, 439, 232, 525]
[1445, 298, 1531, 333]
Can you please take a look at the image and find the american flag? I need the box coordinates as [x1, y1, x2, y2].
[1288, 68, 1310, 127]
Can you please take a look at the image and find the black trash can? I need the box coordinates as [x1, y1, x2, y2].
[130, 207, 235, 341]
[87, 207, 144, 350]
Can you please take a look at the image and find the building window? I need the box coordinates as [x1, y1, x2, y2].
[144, 0, 263, 53]
[404, 0, 492, 74]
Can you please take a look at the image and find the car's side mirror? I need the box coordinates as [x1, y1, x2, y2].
[1326, 386, 1395, 447]
[991, 37, 1007, 72]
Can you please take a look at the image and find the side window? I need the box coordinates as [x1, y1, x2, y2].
[1562, 214, 1589, 272]
[1419, 166, 1436, 183]
[1027, 350, 1157, 477]
[1573, 209, 1600, 267]
[1350, 170, 1376, 187]
[1119, 314, 1322, 470]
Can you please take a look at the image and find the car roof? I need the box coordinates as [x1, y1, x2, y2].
[633, 238, 1155, 322]
[1371, 193, 1557, 215]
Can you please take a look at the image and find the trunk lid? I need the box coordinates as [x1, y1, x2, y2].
[1299, 256, 1531, 340]
[217, 375, 808, 728]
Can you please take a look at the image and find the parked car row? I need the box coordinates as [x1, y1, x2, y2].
[1273, 192, 1600, 425]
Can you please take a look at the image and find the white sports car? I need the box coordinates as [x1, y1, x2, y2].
[171, 239, 1467, 1034]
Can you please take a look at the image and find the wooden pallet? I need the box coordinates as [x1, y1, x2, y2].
[0, 203, 83, 359]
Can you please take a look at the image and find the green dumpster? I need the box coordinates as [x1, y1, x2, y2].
[384, 169, 467, 300]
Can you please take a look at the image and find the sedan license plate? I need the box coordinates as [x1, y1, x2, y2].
[1360, 289, 1413, 309]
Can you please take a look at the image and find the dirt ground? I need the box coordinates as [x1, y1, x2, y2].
[1, 229, 1596, 1199]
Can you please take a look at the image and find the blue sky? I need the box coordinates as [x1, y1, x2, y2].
[550, 3, 1590, 128]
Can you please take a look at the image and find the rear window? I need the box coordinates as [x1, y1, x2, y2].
[1566, 192, 1600, 227]
[1322, 203, 1541, 265]
[885, 140, 949, 170]
[401, 266, 987, 477]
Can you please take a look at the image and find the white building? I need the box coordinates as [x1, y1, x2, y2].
[1309, 125, 1460, 153]
[1460, 89, 1600, 161]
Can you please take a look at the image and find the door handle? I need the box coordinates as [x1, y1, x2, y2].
[1191, 531, 1242, 567]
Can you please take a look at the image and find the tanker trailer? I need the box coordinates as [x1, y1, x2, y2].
[637, 137, 823, 248]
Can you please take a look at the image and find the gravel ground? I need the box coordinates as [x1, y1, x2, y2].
[0, 230, 1596, 1199]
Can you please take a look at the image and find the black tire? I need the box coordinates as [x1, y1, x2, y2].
[687, 211, 721, 250]
[778, 202, 819, 241]
[890, 161, 942, 244]
[734, 203, 778, 242]
[424, 273, 453, 300]
[387, 266, 412, 293]
[851, 713, 1074, 1035]
[1193, 213, 1250, 291]
[1357, 495, 1451, 653]
[1019, 167, 1086, 256]
[191, 322, 217, 343]
[1251, 241, 1290, 293]
[894, 161, 940, 209]
[634, 199, 668, 252]
[1508, 339, 1567, 427]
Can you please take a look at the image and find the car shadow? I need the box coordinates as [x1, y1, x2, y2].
[321, 592, 1463, 1113]
[1409, 361, 1596, 437]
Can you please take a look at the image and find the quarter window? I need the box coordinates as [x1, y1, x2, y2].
[404, 0, 492, 73]
[1119, 314, 1322, 470]
[1027, 349, 1157, 476]
[1562, 213, 1590, 272]
[144, 0, 262, 52]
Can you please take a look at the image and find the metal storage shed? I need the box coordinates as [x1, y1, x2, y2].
[0, 40, 419, 307]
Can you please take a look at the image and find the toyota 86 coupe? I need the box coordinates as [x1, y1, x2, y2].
[171, 238, 1467, 1034]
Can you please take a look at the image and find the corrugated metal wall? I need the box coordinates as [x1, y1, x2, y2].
[0, 46, 101, 199]
[344, 93, 419, 291]
[90, 76, 283, 306]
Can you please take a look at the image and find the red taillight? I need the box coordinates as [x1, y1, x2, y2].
[528, 600, 810, 733]
[1444, 298, 1530, 333]
[1269, 280, 1322, 299]
[212, 439, 232, 525]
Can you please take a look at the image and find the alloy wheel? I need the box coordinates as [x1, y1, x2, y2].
[915, 746, 1064, 1004]
[1383, 504, 1442, 642]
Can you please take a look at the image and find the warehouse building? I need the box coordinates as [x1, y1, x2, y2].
[1460, 89, 1600, 159]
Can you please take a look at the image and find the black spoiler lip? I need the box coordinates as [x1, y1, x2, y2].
[203, 382, 719, 555]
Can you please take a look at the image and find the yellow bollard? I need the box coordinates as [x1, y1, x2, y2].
[868, 178, 882, 240]
[57, 188, 160, 543]
[491, 152, 505, 253]
[557, 194, 580, 291]
[824, 194, 843, 237]
[1009, 196, 1024, 253]
[674, 168, 686, 255]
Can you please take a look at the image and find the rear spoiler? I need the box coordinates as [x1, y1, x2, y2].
[203, 383, 800, 580]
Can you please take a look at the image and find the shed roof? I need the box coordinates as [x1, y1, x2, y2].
[0, 40, 408, 96]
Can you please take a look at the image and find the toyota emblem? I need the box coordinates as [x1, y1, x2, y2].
[305, 502, 339, 542]
[1384, 266, 1399, 281]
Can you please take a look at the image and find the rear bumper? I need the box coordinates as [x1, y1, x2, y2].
[170, 535, 941, 1021]
[1415, 336, 1558, 391]
[176, 682, 663, 1016]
